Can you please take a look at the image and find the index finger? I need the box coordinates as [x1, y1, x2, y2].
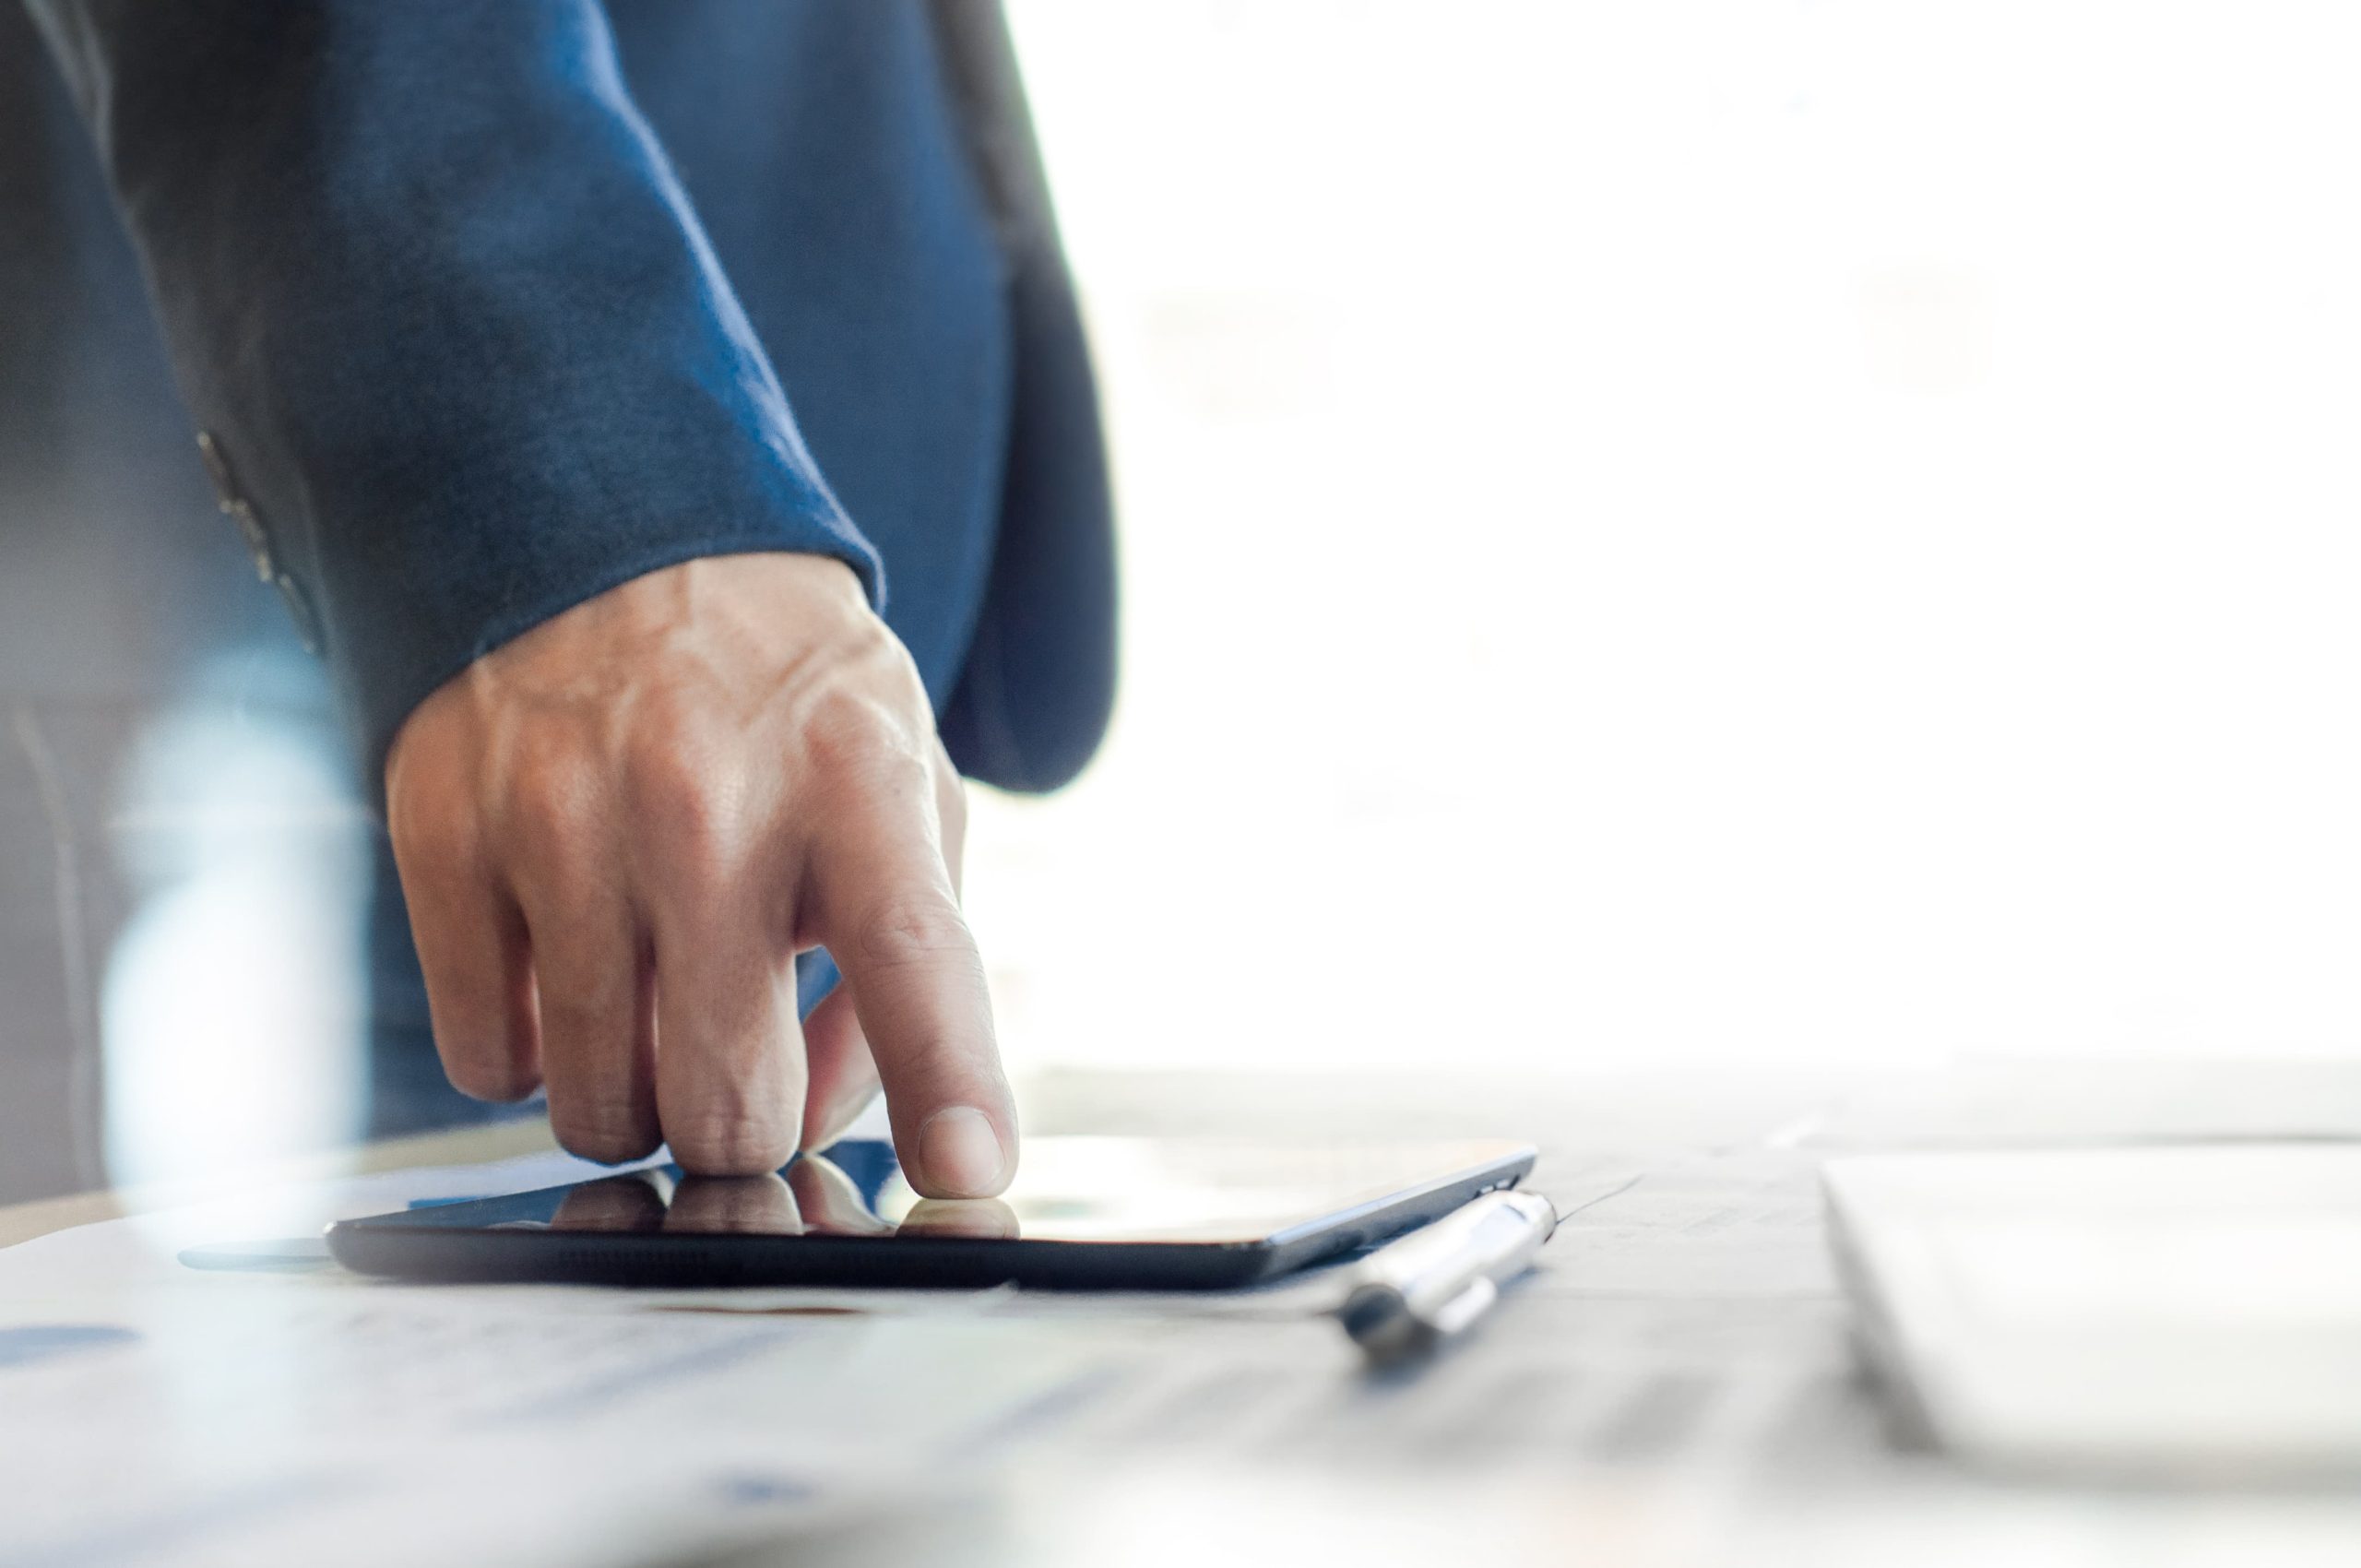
[811, 800, 1014, 1200]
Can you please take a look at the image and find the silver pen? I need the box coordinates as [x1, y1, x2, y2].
[1335, 1189, 1558, 1362]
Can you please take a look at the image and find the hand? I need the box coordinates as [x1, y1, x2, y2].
[385, 553, 1014, 1196]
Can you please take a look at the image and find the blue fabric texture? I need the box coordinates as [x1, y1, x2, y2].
[7, 0, 1115, 793]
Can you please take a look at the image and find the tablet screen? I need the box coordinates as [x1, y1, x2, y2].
[377, 1136, 1534, 1246]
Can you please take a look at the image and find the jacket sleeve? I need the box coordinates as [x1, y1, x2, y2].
[24, 0, 884, 790]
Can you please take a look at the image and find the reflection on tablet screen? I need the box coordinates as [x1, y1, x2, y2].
[397, 1136, 1534, 1244]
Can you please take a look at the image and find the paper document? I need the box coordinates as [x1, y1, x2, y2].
[1826, 1145, 2361, 1479]
[0, 1148, 1097, 1568]
[0, 1139, 1642, 1566]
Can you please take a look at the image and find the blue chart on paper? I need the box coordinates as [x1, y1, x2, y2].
[176, 1239, 335, 1273]
[0, 1324, 141, 1369]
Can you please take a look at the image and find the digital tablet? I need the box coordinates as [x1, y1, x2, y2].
[326, 1136, 1537, 1290]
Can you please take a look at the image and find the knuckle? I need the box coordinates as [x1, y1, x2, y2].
[625, 734, 753, 872]
[552, 1108, 661, 1167]
[856, 893, 975, 969]
[803, 691, 919, 783]
[866, 627, 931, 701]
[665, 1108, 798, 1177]
[507, 736, 599, 842]
[504, 722, 577, 790]
[661, 1042, 805, 1176]
[443, 1051, 540, 1105]
[825, 610, 925, 691]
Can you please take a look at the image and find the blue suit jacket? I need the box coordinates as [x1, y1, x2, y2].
[3, 0, 1116, 794]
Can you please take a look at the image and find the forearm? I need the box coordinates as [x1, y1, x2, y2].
[26, 0, 881, 787]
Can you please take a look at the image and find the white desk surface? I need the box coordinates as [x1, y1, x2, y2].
[8, 1062, 2360, 1567]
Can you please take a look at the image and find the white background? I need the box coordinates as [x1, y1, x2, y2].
[971, 0, 2361, 1075]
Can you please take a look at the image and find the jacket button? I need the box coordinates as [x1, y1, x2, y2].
[196, 431, 275, 582]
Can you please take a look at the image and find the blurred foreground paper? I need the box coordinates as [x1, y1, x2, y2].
[1826, 1146, 2361, 1480]
[0, 1150, 1076, 1567]
[0, 1286, 1102, 1568]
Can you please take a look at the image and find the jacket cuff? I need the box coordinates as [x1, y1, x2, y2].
[196, 424, 884, 802]
[31, 0, 885, 798]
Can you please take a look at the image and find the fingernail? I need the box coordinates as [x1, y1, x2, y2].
[918, 1107, 1007, 1197]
